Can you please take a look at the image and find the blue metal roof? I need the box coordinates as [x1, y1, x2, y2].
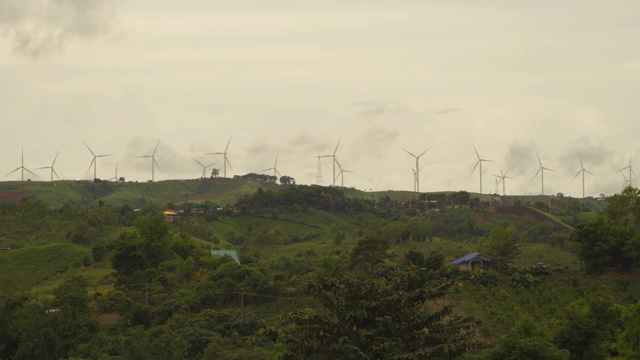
[210, 250, 241, 264]
[450, 252, 498, 265]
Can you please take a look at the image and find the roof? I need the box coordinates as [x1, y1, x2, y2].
[210, 250, 241, 264]
[450, 252, 498, 265]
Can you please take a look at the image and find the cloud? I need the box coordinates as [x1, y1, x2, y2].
[504, 139, 537, 177]
[434, 107, 462, 115]
[623, 62, 640, 69]
[0, 0, 121, 60]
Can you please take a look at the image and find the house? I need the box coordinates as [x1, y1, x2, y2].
[191, 208, 205, 215]
[210, 250, 241, 264]
[163, 209, 179, 223]
[450, 252, 498, 271]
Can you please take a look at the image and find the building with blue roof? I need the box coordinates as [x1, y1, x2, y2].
[210, 250, 241, 264]
[450, 252, 498, 271]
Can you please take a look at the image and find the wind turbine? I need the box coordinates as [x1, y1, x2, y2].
[492, 165, 511, 196]
[532, 151, 553, 195]
[618, 151, 636, 187]
[5, 148, 37, 181]
[109, 163, 119, 181]
[337, 168, 355, 187]
[36, 151, 61, 182]
[470, 145, 492, 194]
[84, 141, 114, 180]
[320, 139, 341, 186]
[193, 157, 218, 178]
[206, 136, 233, 178]
[138, 140, 161, 182]
[262, 154, 281, 178]
[402, 147, 429, 193]
[572, 154, 593, 198]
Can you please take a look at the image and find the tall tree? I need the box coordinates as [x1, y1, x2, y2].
[282, 267, 481, 359]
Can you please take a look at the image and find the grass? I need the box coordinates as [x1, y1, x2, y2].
[0, 243, 90, 298]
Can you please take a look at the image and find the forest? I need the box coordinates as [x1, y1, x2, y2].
[1, 181, 640, 359]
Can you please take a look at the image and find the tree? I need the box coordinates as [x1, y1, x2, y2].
[601, 186, 640, 227]
[349, 235, 393, 273]
[280, 175, 295, 185]
[211, 168, 220, 178]
[476, 225, 520, 269]
[484, 315, 569, 360]
[282, 267, 480, 359]
[570, 216, 640, 274]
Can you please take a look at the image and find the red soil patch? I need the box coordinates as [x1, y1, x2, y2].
[0, 191, 30, 203]
[493, 205, 568, 230]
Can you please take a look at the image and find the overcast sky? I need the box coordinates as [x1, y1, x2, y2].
[1, 0, 639, 197]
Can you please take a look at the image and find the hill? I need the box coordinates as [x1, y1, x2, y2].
[0, 178, 280, 207]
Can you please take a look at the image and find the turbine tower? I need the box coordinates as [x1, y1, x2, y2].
[492, 166, 511, 196]
[109, 163, 119, 181]
[206, 136, 233, 178]
[138, 140, 161, 182]
[470, 145, 492, 194]
[572, 154, 593, 199]
[5, 148, 37, 181]
[84, 141, 114, 180]
[410, 166, 417, 192]
[315, 155, 324, 185]
[532, 151, 553, 195]
[36, 151, 61, 181]
[402, 147, 429, 192]
[262, 153, 281, 178]
[320, 139, 341, 186]
[618, 151, 635, 187]
[192, 157, 217, 178]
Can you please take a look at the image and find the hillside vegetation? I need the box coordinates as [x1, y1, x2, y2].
[0, 180, 638, 359]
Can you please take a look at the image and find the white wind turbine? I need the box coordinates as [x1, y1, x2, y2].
[206, 136, 233, 178]
[618, 151, 636, 187]
[572, 154, 593, 199]
[262, 154, 281, 178]
[470, 145, 492, 194]
[137, 140, 161, 182]
[5, 148, 37, 181]
[84, 141, 114, 180]
[36, 151, 61, 182]
[320, 139, 341, 186]
[492, 165, 511, 196]
[334, 158, 354, 187]
[532, 151, 553, 195]
[109, 163, 119, 182]
[193, 157, 217, 178]
[402, 147, 429, 193]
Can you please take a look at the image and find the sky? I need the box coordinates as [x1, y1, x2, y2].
[1, 0, 639, 198]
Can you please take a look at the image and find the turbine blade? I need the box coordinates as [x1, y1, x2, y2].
[585, 170, 594, 175]
[274, 153, 278, 167]
[35, 166, 50, 170]
[52, 168, 61, 180]
[206, 162, 217, 167]
[333, 138, 341, 155]
[275, 169, 281, 176]
[418, 148, 430, 158]
[579, 153, 584, 168]
[473, 144, 480, 159]
[504, 167, 510, 176]
[402, 148, 416, 158]
[536, 151, 542, 167]
[5, 167, 21, 176]
[571, 170, 582, 182]
[87, 158, 95, 174]
[52, 151, 59, 166]
[154, 159, 161, 171]
[83, 141, 95, 156]
[470, 160, 480, 176]
[226, 158, 233, 171]
[532, 168, 541, 180]
[153, 140, 160, 155]
[98, 154, 114, 158]
[192, 157, 205, 167]
[24, 168, 38, 177]
[225, 136, 232, 152]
